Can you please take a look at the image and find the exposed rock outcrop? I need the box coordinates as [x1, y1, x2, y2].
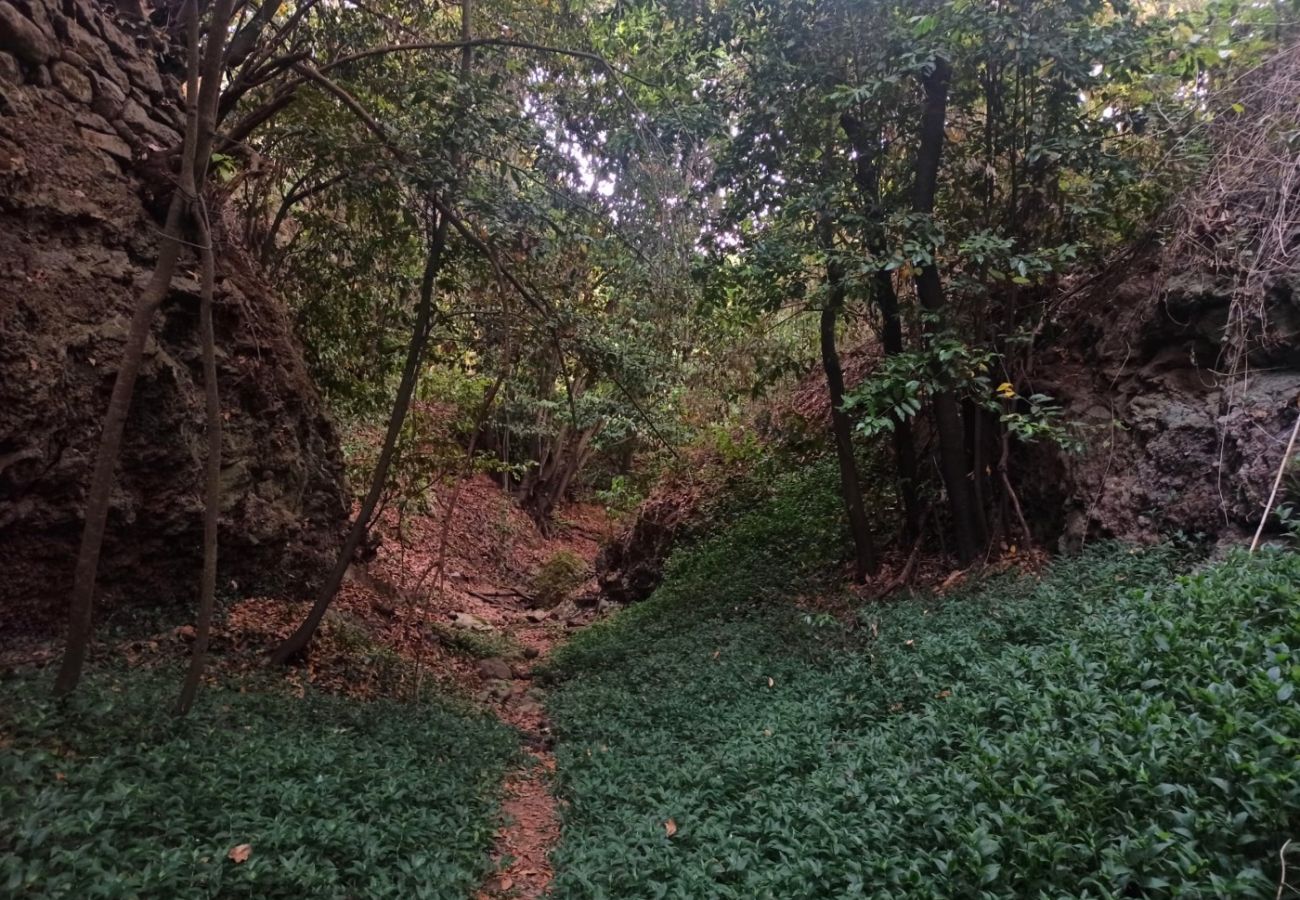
[1025, 264, 1300, 548]
[0, 0, 348, 633]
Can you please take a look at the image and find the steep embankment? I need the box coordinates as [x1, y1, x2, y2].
[0, 0, 347, 633]
[1024, 257, 1300, 547]
[1025, 46, 1300, 547]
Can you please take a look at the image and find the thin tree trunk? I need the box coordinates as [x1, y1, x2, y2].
[170, 0, 235, 713]
[541, 422, 600, 520]
[967, 398, 990, 543]
[998, 427, 1032, 548]
[53, 196, 187, 695]
[840, 112, 922, 540]
[410, 366, 510, 696]
[818, 214, 878, 581]
[54, 0, 229, 695]
[176, 206, 221, 716]
[911, 56, 979, 565]
[270, 217, 450, 664]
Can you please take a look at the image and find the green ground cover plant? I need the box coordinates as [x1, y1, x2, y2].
[546, 473, 1300, 898]
[0, 668, 517, 899]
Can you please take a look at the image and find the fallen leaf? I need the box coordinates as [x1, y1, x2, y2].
[711, 650, 720, 660]
[227, 843, 252, 864]
[937, 690, 952, 699]
[767, 676, 774, 688]
[904, 639, 915, 647]
[664, 818, 677, 837]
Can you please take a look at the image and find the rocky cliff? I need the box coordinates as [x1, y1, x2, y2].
[1024, 260, 1300, 549]
[0, 0, 348, 633]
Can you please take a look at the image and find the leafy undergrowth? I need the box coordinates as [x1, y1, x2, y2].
[0, 667, 517, 899]
[545, 471, 1300, 897]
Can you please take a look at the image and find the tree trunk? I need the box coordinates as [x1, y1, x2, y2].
[175, 207, 221, 716]
[818, 214, 878, 581]
[912, 56, 980, 565]
[269, 216, 450, 665]
[840, 112, 923, 540]
[53, 196, 187, 695]
[54, 0, 233, 694]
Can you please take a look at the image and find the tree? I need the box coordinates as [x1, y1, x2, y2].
[909, 55, 980, 564]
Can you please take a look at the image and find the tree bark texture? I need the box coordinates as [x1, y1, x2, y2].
[911, 56, 980, 564]
[818, 214, 878, 581]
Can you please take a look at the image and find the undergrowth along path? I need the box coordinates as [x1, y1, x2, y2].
[354, 479, 612, 900]
[475, 608, 564, 900]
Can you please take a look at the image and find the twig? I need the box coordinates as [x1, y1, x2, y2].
[1250, 399, 1300, 553]
[1278, 838, 1295, 900]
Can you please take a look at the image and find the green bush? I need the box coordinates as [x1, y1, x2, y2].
[546, 484, 1300, 898]
[0, 668, 517, 899]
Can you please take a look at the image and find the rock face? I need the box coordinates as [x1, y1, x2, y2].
[1023, 262, 1300, 548]
[0, 0, 348, 633]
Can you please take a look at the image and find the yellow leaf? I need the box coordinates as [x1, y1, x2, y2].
[227, 844, 252, 864]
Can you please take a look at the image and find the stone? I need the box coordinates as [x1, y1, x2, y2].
[79, 126, 131, 160]
[521, 645, 540, 660]
[0, 51, 20, 83]
[117, 51, 161, 97]
[28, 63, 49, 87]
[96, 18, 137, 61]
[450, 611, 491, 631]
[0, 2, 55, 65]
[89, 69, 125, 116]
[0, 142, 26, 175]
[485, 680, 513, 700]
[73, 107, 111, 132]
[524, 608, 550, 623]
[109, 0, 146, 18]
[65, 21, 128, 91]
[475, 657, 513, 681]
[121, 95, 179, 145]
[50, 59, 90, 101]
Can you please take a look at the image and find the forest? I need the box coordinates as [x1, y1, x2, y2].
[1, 0, 1299, 895]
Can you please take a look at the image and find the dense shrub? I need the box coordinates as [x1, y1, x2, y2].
[547, 477, 1300, 898]
[0, 669, 516, 899]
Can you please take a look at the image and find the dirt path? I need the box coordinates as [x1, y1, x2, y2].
[228, 477, 608, 897]
[335, 477, 611, 900]
[476, 617, 564, 899]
